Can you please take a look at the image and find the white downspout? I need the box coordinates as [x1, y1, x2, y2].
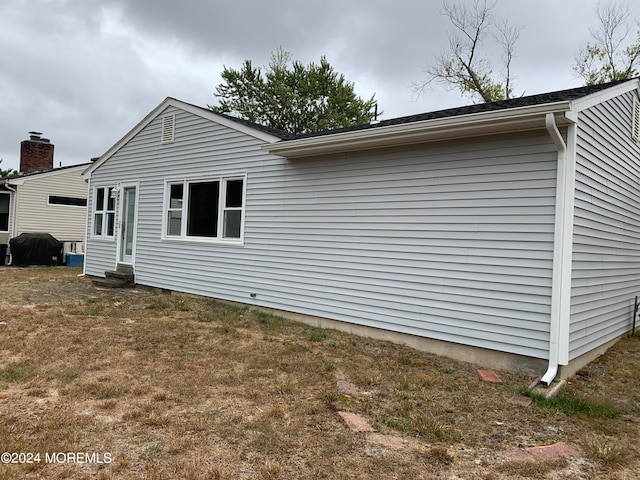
[541, 112, 576, 387]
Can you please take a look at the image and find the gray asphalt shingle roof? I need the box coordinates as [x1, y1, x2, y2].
[218, 78, 633, 141]
[289, 79, 632, 140]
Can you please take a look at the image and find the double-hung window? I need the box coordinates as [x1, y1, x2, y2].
[93, 186, 115, 238]
[164, 175, 245, 242]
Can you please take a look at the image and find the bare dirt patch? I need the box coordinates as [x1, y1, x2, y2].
[0, 267, 639, 479]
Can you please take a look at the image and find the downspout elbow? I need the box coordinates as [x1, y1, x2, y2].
[545, 113, 567, 152]
[539, 364, 557, 387]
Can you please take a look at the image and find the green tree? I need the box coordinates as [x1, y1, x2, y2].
[210, 48, 378, 134]
[573, 2, 640, 85]
[0, 159, 17, 177]
[415, 0, 521, 103]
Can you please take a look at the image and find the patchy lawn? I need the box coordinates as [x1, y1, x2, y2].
[0, 267, 638, 479]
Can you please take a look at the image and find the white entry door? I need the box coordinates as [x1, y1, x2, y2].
[119, 186, 137, 264]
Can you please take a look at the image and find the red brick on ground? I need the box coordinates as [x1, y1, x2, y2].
[478, 369, 503, 383]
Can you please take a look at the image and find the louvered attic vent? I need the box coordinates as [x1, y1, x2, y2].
[632, 97, 640, 143]
[161, 114, 175, 144]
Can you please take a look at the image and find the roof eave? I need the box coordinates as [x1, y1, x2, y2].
[264, 101, 574, 158]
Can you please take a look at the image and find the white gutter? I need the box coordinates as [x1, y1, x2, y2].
[541, 112, 576, 387]
[266, 101, 573, 158]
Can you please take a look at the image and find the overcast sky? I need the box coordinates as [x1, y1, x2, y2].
[2, 0, 640, 171]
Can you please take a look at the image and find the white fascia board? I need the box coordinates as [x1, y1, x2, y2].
[570, 78, 640, 112]
[83, 97, 281, 178]
[265, 101, 573, 158]
[8, 164, 90, 186]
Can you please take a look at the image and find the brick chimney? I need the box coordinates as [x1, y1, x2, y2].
[20, 131, 54, 173]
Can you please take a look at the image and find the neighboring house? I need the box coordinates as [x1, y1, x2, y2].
[82, 78, 640, 386]
[0, 133, 90, 263]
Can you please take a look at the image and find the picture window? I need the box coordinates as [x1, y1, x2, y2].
[164, 175, 245, 242]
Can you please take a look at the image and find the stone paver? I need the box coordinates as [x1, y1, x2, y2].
[337, 411, 374, 432]
[500, 442, 580, 462]
[337, 380, 358, 395]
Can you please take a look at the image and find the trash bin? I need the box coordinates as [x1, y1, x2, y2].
[0, 244, 6, 266]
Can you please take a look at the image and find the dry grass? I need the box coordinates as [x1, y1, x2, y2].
[0, 267, 638, 479]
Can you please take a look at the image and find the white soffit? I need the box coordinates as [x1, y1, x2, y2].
[265, 102, 574, 158]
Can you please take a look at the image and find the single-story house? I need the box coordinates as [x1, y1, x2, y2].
[82, 78, 640, 385]
[1, 133, 89, 264]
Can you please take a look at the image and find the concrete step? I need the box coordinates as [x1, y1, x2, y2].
[105, 270, 134, 283]
[93, 268, 135, 289]
[92, 277, 134, 289]
[115, 264, 134, 275]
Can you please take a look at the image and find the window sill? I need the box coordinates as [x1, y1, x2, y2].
[161, 236, 244, 247]
[90, 236, 116, 242]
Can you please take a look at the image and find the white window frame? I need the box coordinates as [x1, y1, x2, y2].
[161, 173, 246, 245]
[92, 186, 116, 240]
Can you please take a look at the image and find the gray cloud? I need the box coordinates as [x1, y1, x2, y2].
[1, 0, 638, 171]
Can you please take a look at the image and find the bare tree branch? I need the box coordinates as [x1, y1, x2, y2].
[415, 0, 520, 103]
[573, 1, 640, 85]
[493, 17, 520, 99]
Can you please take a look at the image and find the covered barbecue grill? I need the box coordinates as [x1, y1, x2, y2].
[9, 233, 63, 266]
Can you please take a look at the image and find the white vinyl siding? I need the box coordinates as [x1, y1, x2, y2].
[570, 92, 640, 359]
[85, 104, 558, 360]
[246, 136, 557, 359]
[10, 166, 88, 242]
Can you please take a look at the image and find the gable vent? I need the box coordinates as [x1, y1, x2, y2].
[161, 114, 175, 144]
[633, 97, 640, 143]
